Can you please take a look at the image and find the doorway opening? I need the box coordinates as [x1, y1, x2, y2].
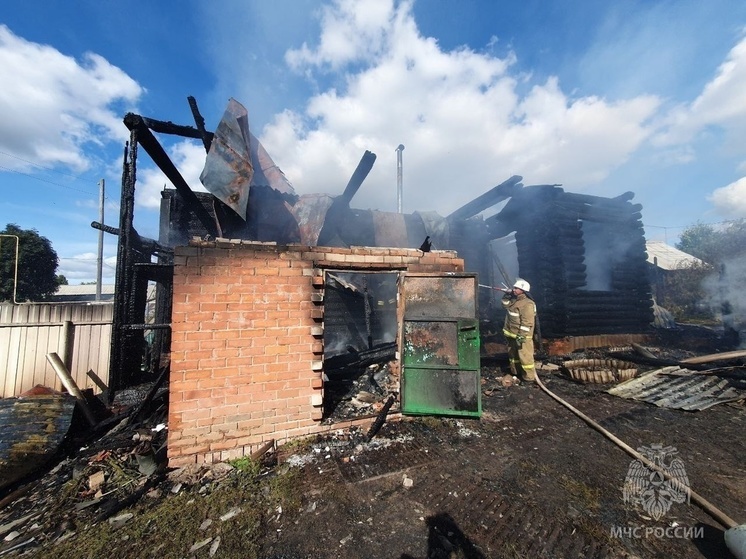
[321, 271, 400, 422]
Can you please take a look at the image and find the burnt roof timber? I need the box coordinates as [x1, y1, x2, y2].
[562, 190, 636, 207]
[446, 175, 524, 221]
[341, 150, 377, 205]
[187, 95, 212, 152]
[91, 221, 172, 255]
[124, 113, 218, 237]
[138, 114, 215, 144]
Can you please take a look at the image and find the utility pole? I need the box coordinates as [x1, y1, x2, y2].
[96, 179, 104, 301]
[395, 144, 404, 213]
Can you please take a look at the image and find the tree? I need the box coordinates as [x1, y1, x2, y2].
[668, 219, 746, 325]
[676, 219, 746, 264]
[56, 274, 69, 286]
[0, 224, 60, 302]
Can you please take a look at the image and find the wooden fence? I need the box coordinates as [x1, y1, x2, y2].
[0, 303, 112, 398]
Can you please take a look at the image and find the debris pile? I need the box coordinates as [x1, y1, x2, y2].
[323, 361, 399, 423]
[0, 384, 169, 554]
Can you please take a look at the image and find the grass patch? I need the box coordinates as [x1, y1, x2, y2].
[558, 475, 601, 512]
[32, 465, 306, 559]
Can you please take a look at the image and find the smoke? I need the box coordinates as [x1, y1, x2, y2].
[702, 258, 746, 348]
[580, 220, 637, 291]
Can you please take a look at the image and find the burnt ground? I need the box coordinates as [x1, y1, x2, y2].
[1, 345, 745, 559]
[259, 371, 746, 559]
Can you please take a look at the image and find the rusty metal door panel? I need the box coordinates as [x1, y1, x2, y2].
[403, 321, 459, 368]
[401, 274, 480, 417]
[401, 275, 477, 319]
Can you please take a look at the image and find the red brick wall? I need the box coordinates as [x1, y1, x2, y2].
[167, 240, 464, 466]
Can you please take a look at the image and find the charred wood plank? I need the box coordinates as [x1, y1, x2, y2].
[132, 365, 170, 425]
[250, 440, 275, 461]
[680, 350, 746, 365]
[124, 113, 218, 237]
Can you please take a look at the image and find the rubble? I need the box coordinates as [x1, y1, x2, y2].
[0, 338, 742, 558]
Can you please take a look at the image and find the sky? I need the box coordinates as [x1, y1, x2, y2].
[2, 0, 746, 284]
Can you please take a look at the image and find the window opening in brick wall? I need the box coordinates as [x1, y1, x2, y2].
[322, 271, 400, 422]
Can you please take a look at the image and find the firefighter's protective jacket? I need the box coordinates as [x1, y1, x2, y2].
[501, 292, 536, 339]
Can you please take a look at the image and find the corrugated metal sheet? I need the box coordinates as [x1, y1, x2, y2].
[0, 303, 113, 398]
[607, 366, 745, 410]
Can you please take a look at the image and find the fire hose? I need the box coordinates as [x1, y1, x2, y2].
[533, 373, 745, 557]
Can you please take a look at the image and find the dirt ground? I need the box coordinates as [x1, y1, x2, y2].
[258, 368, 746, 559]
[1, 343, 745, 559]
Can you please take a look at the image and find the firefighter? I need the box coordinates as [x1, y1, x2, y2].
[502, 278, 537, 382]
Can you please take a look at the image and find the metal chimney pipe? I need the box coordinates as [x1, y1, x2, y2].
[395, 144, 404, 213]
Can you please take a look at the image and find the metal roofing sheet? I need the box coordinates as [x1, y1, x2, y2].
[645, 241, 706, 271]
[607, 366, 745, 410]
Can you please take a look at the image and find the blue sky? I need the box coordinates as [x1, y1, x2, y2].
[1, 0, 746, 283]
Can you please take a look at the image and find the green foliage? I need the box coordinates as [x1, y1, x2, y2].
[667, 219, 746, 323]
[228, 456, 261, 476]
[676, 219, 746, 265]
[0, 223, 59, 302]
[56, 274, 69, 285]
[658, 262, 715, 323]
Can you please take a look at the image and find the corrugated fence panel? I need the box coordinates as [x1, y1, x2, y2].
[0, 303, 113, 398]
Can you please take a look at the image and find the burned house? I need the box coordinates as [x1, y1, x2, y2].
[105, 97, 654, 465]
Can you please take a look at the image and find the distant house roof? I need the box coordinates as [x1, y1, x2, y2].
[646, 241, 706, 271]
[50, 284, 115, 302]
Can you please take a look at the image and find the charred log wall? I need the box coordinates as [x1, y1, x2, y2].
[509, 187, 653, 337]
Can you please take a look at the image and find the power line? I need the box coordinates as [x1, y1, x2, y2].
[0, 150, 117, 202]
[0, 149, 99, 182]
[0, 164, 97, 195]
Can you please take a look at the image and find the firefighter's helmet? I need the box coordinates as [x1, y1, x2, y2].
[513, 278, 531, 292]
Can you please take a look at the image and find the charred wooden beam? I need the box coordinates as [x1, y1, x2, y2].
[562, 190, 636, 207]
[110, 137, 140, 391]
[133, 262, 173, 283]
[324, 341, 397, 372]
[341, 150, 377, 205]
[317, 151, 377, 246]
[187, 96, 212, 152]
[447, 175, 524, 221]
[91, 221, 172, 256]
[139, 115, 214, 144]
[124, 113, 218, 237]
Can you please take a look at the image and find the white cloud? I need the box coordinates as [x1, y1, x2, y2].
[286, 0, 398, 70]
[654, 34, 746, 149]
[262, 0, 660, 214]
[135, 140, 208, 209]
[708, 177, 746, 218]
[0, 25, 143, 173]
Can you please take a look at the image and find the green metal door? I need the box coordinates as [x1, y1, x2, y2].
[400, 274, 481, 417]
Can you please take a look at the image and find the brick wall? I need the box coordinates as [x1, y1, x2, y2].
[167, 239, 464, 466]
